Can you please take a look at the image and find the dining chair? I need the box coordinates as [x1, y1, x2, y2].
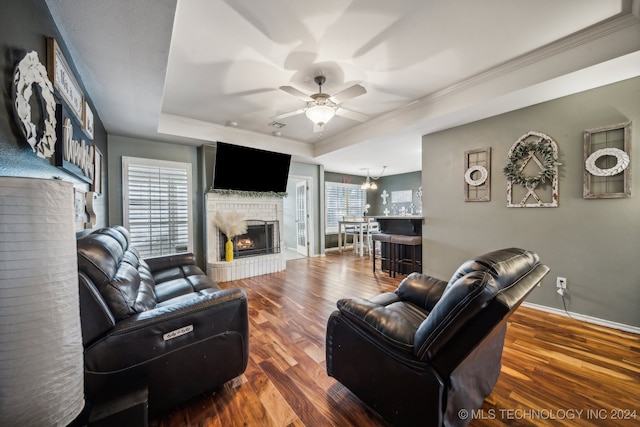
[363, 219, 381, 257]
[343, 216, 364, 253]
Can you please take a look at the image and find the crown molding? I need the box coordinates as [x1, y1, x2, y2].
[315, 11, 640, 157]
[415, 12, 640, 107]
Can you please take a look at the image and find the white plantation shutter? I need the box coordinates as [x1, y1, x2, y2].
[325, 182, 367, 233]
[122, 157, 193, 259]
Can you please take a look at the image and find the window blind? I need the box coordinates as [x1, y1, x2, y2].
[325, 182, 367, 233]
[122, 157, 192, 259]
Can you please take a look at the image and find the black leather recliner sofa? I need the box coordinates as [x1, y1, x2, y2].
[76, 226, 249, 416]
[326, 248, 549, 427]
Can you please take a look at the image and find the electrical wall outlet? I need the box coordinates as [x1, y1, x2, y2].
[556, 277, 567, 289]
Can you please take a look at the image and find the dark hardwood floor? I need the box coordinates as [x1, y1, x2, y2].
[150, 251, 640, 426]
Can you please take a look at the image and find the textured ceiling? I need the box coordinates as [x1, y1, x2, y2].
[45, 0, 640, 176]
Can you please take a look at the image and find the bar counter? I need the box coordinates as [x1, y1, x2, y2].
[372, 216, 423, 275]
[373, 216, 424, 236]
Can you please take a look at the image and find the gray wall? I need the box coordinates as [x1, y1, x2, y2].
[369, 171, 422, 216]
[421, 76, 640, 327]
[325, 171, 369, 187]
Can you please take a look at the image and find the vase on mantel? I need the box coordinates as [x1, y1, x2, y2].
[225, 237, 234, 262]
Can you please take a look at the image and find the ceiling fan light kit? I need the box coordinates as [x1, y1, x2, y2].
[305, 104, 335, 126]
[277, 75, 367, 133]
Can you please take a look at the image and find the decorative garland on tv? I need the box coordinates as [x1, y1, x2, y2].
[210, 189, 287, 198]
[502, 136, 559, 187]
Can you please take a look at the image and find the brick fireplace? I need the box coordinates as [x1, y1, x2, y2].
[206, 192, 286, 281]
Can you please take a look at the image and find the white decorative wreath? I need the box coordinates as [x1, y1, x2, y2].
[464, 165, 488, 186]
[585, 147, 630, 177]
[13, 51, 57, 159]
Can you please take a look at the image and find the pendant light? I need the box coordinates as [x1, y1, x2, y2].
[361, 166, 387, 190]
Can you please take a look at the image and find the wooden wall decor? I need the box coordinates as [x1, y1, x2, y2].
[583, 121, 631, 199]
[73, 188, 87, 232]
[82, 101, 94, 140]
[47, 38, 84, 122]
[85, 191, 97, 229]
[464, 147, 491, 201]
[504, 131, 559, 208]
[54, 110, 93, 184]
[91, 147, 103, 195]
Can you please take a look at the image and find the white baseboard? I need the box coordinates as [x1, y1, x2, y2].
[522, 302, 640, 334]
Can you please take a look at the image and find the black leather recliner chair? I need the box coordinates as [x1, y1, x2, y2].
[76, 226, 249, 416]
[326, 248, 549, 427]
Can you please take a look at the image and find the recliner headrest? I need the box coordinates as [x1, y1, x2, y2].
[448, 248, 540, 291]
[93, 226, 130, 252]
[77, 232, 125, 287]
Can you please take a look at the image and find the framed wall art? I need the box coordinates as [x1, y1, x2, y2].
[82, 101, 94, 140]
[91, 146, 103, 196]
[583, 121, 631, 199]
[74, 188, 86, 232]
[47, 38, 84, 122]
[391, 190, 412, 204]
[464, 147, 491, 202]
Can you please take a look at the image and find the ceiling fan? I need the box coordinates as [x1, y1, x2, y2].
[274, 76, 368, 132]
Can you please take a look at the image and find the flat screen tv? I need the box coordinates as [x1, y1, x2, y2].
[212, 142, 291, 193]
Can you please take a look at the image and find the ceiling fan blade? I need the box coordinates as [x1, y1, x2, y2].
[336, 107, 368, 122]
[272, 109, 305, 121]
[329, 84, 366, 104]
[313, 123, 324, 133]
[279, 85, 311, 101]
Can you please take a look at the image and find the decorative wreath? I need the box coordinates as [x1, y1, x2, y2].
[13, 51, 57, 159]
[464, 165, 488, 186]
[585, 147, 629, 177]
[503, 138, 559, 187]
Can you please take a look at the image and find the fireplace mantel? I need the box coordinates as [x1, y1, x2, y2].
[206, 192, 286, 281]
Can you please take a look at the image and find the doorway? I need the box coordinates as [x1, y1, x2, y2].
[284, 175, 313, 260]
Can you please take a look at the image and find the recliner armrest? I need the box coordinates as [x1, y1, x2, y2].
[84, 288, 249, 373]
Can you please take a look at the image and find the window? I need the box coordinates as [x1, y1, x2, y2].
[325, 182, 367, 233]
[122, 156, 192, 259]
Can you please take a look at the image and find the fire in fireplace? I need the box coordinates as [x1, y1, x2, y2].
[219, 219, 280, 261]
